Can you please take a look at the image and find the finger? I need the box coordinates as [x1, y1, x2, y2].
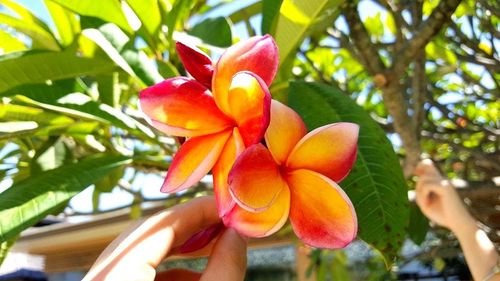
[415, 182, 432, 208]
[415, 159, 442, 179]
[201, 228, 247, 281]
[86, 196, 220, 280]
[155, 269, 201, 281]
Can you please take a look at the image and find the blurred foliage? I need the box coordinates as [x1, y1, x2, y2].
[0, 0, 497, 279]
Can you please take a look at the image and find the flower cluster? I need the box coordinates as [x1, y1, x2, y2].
[139, 35, 358, 249]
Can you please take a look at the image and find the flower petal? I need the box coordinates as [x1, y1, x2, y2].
[139, 77, 233, 137]
[286, 123, 359, 182]
[223, 187, 290, 238]
[265, 100, 307, 164]
[176, 42, 213, 89]
[161, 130, 232, 193]
[228, 144, 286, 212]
[286, 169, 357, 249]
[213, 35, 278, 115]
[227, 71, 271, 146]
[212, 128, 245, 217]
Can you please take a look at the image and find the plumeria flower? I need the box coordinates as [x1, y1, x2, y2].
[139, 36, 278, 217]
[223, 100, 359, 249]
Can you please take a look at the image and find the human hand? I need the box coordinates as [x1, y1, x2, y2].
[414, 159, 474, 232]
[83, 196, 247, 281]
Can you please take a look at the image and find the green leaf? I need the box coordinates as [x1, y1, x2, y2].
[289, 81, 409, 265]
[165, 0, 193, 41]
[95, 165, 124, 192]
[425, 41, 457, 64]
[273, 0, 343, 64]
[7, 84, 155, 139]
[331, 251, 350, 281]
[31, 137, 73, 175]
[0, 51, 116, 94]
[364, 12, 384, 40]
[0, 13, 59, 50]
[385, 13, 396, 35]
[0, 29, 26, 54]
[408, 203, 429, 245]
[130, 202, 142, 219]
[261, 0, 283, 35]
[91, 24, 162, 85]
[0, 155, 131, 243]
[0, 103, 74, 125]
[96, 73, 120, 107]
[188, 17, 232, 47]
[44, 0, 80, 46]
[423, 0, 440, 16]
[121, 44, 163, 86]
[49, 0, 132, 34]
[92, 188, 100, 212]
[125, 0, 161, 37]
[0, 235, 17, 266]
[0, 0, 52, 33]
[227, 2, 261, 24]
[157, 60, 180, 78]
[81, 28, 136, 76]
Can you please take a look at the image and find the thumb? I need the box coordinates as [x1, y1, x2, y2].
[200, 228, 247, 281]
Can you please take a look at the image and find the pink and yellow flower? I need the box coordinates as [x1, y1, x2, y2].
[139, 36, 279, 216]
[140, 35, 358, 249]
[223, 100, 359, 248]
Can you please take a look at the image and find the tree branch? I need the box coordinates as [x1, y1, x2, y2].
[381, 82, 420, 177]
[411, 0, 427, 137]
[326, 30, 367, 66]
[391, 0, 462, 76]
[341, 1, 387, 79]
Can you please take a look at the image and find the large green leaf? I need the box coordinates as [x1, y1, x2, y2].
[0, 104, 73, 125]
[0, 236, 16, 265]
[0, 13, 59, 50]
[125, 0, 161, 37]
[121, 44, 163, 86]
[261, 0, 283, 35]
[81, 29, 135, 76]
[5, 84, 155, 139]
[0, 51, 115, 94]
[408, 203, 429, 245]
[288, 81, 409, 264]
[96, 73, 120, 107]
[273, 0, 342, 64]
[49, 0, 132, 34]
[165, 0, 193, 41]
[44, 0, 80, 46]
[188, 17, 232, 47]
[0, 154, 131, 243]
[227, 1, 261, 24]
[88, 25, 162, 86]
[0, 0, 51, 31]
[0, 29, 26, 53]
[31, 137, 73, 175]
